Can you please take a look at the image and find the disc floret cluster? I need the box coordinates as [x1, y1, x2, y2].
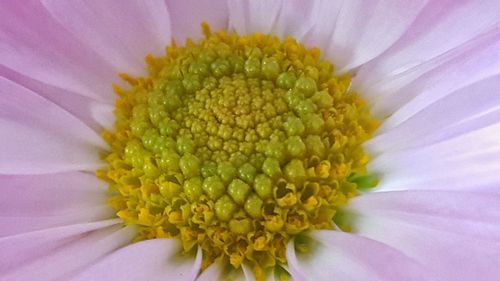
[99, 24, 377, 275]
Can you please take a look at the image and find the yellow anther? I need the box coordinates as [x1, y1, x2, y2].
[316, 160, 331, 178]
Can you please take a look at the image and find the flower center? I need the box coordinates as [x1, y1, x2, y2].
[98, 24, 378, 275]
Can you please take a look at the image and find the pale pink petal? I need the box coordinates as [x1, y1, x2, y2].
[355, 0, 500, 104]
[0, 172, 114, 237]
[0, 219, 131, 278]
[368, 121, 500, 192]
[322, 0, 428, 72]
[42, 0, 171, 77]
[367, 74, 500, 154]
[0, 65, 114, 132]
[346, 191, 500, 280]
[271, 0, 318, 42]
[287, 1, 341, 50]
[165, 0, 229, 43]
[72, 239, 201, 281]
[227, 0, 283, 35]
[0, 77, 106, 175]
[197, 262, 254, 281]
[362, 28, 500, 119]
[286, 230, 429, 281]
[0, 1, 117, 102]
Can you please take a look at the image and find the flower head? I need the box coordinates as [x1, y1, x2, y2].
[1, 1, 500, 281]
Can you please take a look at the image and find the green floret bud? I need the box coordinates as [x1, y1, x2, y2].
[142, 129, 160, 151]
[303, 113, 325, 135]
[183, 177, 204, 201]
[311, 90, 333, 108]
[218, 162, 238, 183]
[254, 174, 273, 199]
[229, 56, 245, 73]
[295, 76, 317, 97]
[164, 93, 182, 111]
[159, 119, 179, 137]
[202, 175, 226, 200]
[244, 57, 261, 78]
[215, 195, 237, 221]
[176, 135, 195, 154]
[165, 80, 185, 96]
[179, 153, 201, 178]
[305, 135, 326, 158]
[244, 193, 263, 218]
[276, 72, 296, 89]
[284, 89, 304, 108]
[238, 163, 257, 183]
[189, 60, 210, 77]
[158, 150, 180, 171]
[262, 57, 281, 80]
[284, 159, 306, 183]
[283, 116, 305, 136]
[294, 99, 317, 117]
[182, 73, 202, 93]
[262, 157, 282, 179]
[201, 162, 218, 178]
[211, 58, 232, 77]
[286, 136, 306, 158]
[228, 179, 251, 205]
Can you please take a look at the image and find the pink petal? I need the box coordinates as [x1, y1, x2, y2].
[367, 74, 500, 154]
[197, 262, 254, 281]
[0, 1, 117, 102]
[0, 219, 132, 279]
[0, 65, 114, 132]
[0, 77, 106, 175]
[362, 28, 500, 119]
[0, 172, 113, 237]
[227, 0, 283, 35]
[322, 0, 428, 72]
[72, 239, 202, 281]
[165, 0, 229, 43]
[367, 121, 500, 192]
[346, 191, 500, 280]
[286, 230, 428, 281]
[273, 1, 319, 41]
[41, 0, 171, 77]
[355, 0, 500, 103]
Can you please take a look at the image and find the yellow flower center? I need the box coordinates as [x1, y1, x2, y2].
[98, 24, 378, 276]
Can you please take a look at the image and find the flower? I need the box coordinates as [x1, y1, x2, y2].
[1, 1, 500, 280]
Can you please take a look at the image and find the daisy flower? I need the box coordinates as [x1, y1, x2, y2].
[1, 1, 500, 280]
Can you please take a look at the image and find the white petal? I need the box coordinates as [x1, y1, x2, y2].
[41, 0, 171, 76]
[346, 191, 500, 280]
[72, 239, 201, 281]
[368, 121, 500, 192]
[355, 0, 500, 107]
[165, 0, 229, 43]
[286, 230, 428, 281]
[362, 29, 500, 119]
[227, 0, 283, 35]
[0, 65, 114, 132]
[197, 262, 255, 281]
[0, 1, 117, 102]
[367, 74, 500, 154]
[325, 0, 428, 72]
[0, 77, 106, 175]
[0, 172, 113, 237]
[0, 220, 132, 279]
